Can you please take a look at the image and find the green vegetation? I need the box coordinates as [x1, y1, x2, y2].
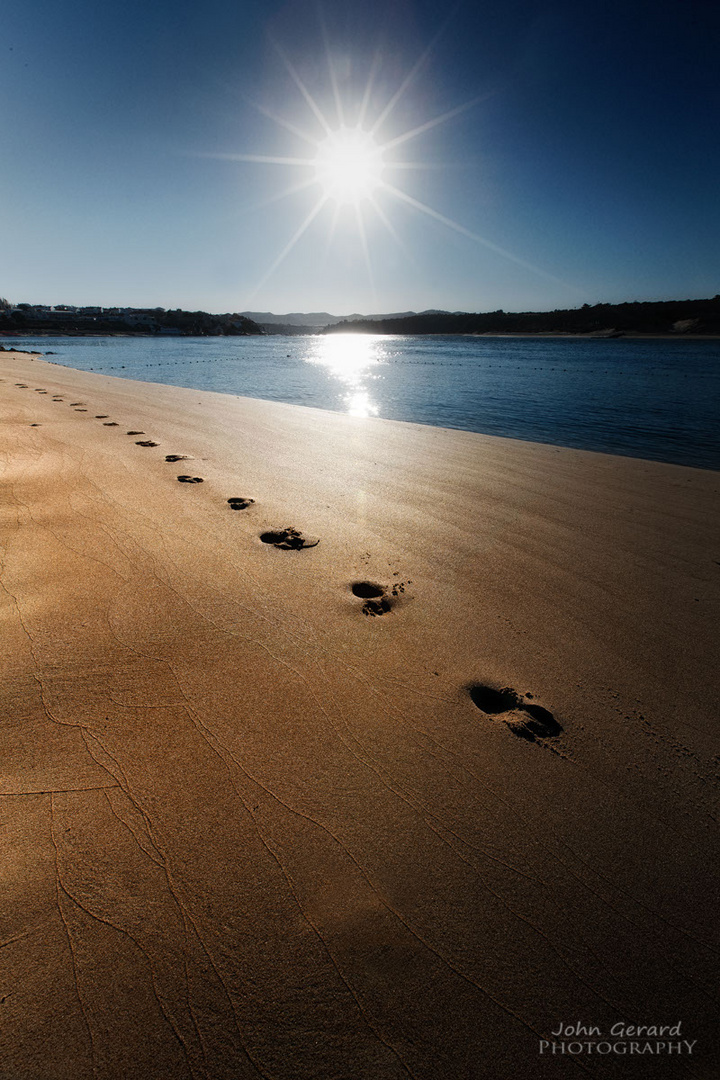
[324, 297, 720, 337]
[0, 305, 264, 336]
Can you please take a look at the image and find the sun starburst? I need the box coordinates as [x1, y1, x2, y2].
[201, 18, 573, 301]
[312, 127, 385, 205]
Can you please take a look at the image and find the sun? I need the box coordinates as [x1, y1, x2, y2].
[312, 127, 385, 205]
[208, 25, 568, 299]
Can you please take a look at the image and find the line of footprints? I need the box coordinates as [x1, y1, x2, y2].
[23, 386, 322, 550]
[16, 380, 564, 748]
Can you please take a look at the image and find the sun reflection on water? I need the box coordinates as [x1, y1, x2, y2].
[309, 334, 382, 417]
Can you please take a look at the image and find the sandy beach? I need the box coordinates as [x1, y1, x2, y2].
[1, 349, 718, 1079]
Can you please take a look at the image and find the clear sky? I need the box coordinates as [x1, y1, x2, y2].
[2, 0, 718, 315]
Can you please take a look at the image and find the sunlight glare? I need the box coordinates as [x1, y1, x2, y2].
[313, 127, 385, 205]
[346, 391, 378, 418]
[310, 334, 381, 417]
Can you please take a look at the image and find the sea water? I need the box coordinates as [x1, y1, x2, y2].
[6, 334, 719, 470]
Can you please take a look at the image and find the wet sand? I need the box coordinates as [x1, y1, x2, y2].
[1, 350, 718, 1079]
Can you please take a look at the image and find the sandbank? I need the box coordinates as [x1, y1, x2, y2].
[1, 351, 718, 1078]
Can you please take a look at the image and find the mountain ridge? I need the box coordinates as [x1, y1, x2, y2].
[321, 297, 720, 337]
[240, 309, 454, 326]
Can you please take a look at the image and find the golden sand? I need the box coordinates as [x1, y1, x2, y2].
[1, 351, 718, 1078]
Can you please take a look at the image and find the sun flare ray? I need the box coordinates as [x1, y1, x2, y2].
[369, 47, 433, 138]
[249, 195, 329, 299]
[199, 152, 316, 167]
[273, 41, 334, 135]
[253, 103, 321, 148]
[366, 194, 408, 251]
[319, 9, 345, 127]
[321, 201, 342, 264]
[368, 6, 461, 137]
[357, 48, 383, 130]
[383, 161, 450, 171]
[354, 203, 377, 304]
[244, 177, 318, 213]
[382, 96, 490, 151]
[382, 182, 579, 289]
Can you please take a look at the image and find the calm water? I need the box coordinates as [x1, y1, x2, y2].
[7, 334, 719, 470]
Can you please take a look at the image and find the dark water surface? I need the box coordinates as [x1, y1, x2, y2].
[8, 334, 719, 470]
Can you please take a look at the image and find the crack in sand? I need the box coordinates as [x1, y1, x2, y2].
[49, 793, 98, 1076]
[103, 789, 167, 870]
[0, 925, 51, 950]
[2, 785, 119, 796]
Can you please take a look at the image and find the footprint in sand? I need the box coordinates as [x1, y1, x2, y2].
[127, 430, 144, 435]
[228, 497, 255, 511]
[136, 439, 158, 447]
[69, 402, 86, 406]
[15, 383, 28, 388]
[165, 454, 188, 462]
[177, 474, 204, 484]
[103, 422, 119, 426]
[469, 684, 562, 742]
[352, 581, 390, 616]
[351, 580, 406, 616]
[34, 389, 48, 393]
[260, 528, 319, 550]
[74, 408, 88, 412]
[95, 414, 109, 418]
[30, 423, 41, 427]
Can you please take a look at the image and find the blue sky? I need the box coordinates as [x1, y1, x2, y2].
[2, 0, 718, 315]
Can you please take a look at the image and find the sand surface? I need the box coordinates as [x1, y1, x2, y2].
[1, 351, 718, 1079]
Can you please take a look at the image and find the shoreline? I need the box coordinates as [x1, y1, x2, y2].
[2, 350, 718, 1078]
[8, 341, 719, 474]
[3, 329, 720, 340]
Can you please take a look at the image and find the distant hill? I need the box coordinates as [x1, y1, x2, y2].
[6, 298, 717, 339]
[241, 309, 452, 327]
[241, 311, 345, 326]
[241, 309, 454, 334]
[0, 305, 264, 337]
[322, 298, 720, 337]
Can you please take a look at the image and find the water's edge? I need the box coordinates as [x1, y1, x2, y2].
[5, 335, 718, 471]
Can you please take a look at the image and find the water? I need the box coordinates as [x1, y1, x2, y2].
[6, 334, 719, 470]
